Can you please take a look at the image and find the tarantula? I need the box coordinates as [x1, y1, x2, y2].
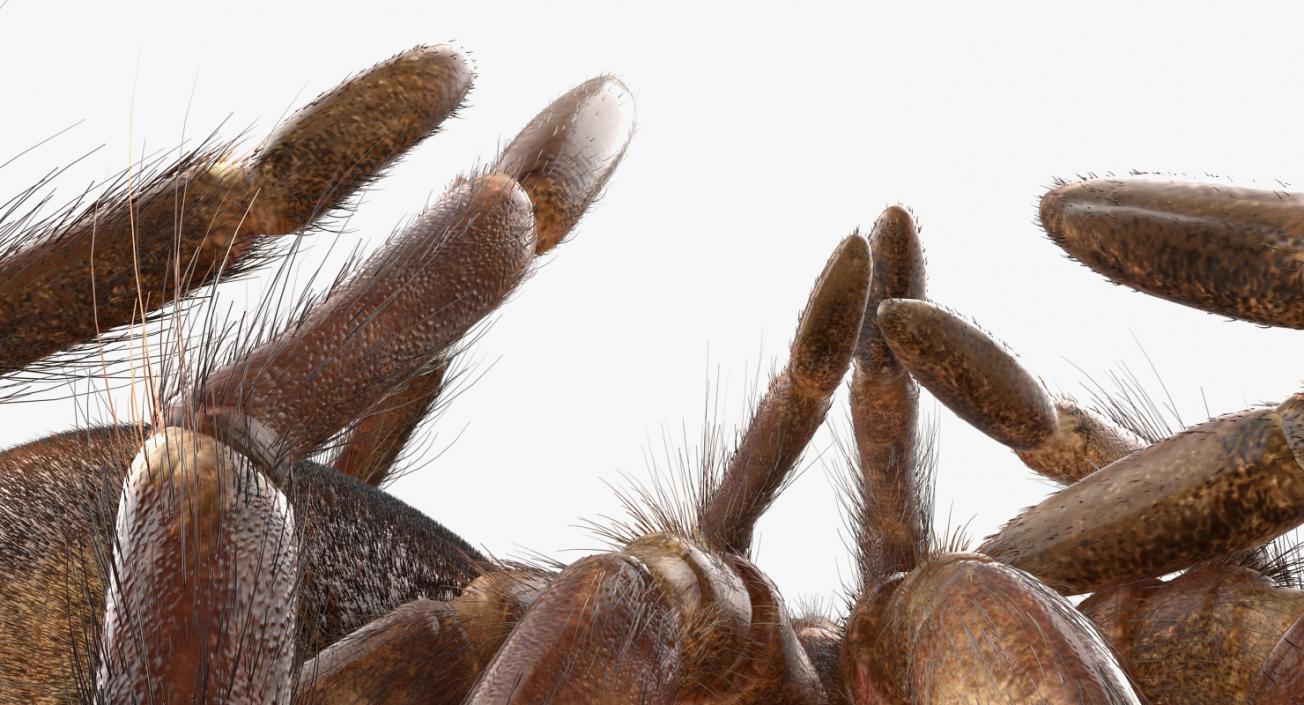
[1, 41, 1302, 705]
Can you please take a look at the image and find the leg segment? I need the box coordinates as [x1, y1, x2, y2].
[848, 206, 930, 584]
[877, 298, 1142, 483]
[330, 76, 635, 486]
[1040, 177, 1304, 329]
[842, 553, 1140, 705]
[981, 393, 1304, 594]
[95, 428, 298, 704]
[0, 46, 471, 379]
[1081, 566, 1304, 705]
[697, 234, 870, 554]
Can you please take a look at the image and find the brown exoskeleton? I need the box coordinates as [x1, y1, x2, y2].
[0, 43, 637, 703]
[2, 35, 1303, 705]
[868, 179, 1304, 703]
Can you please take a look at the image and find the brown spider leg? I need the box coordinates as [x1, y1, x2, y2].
[294, 568, 551, 705]
[465, 551, 681, 705]
[877, 298, 1142, 484]
[714, 554, 827, 705]
[980, 392, 1304, 595]
[1080, 565, 1304, 705]
[841, 553, 1141, 705]
[1040, 177, 1304, 329]
[849, 206, 929, 584]
[0, 45, 471, 378]
[95, 428, 298, 704]
[792, 615, 848, 705]
[332, 358, 451, 486]
[446, 237, 867, 705]
[462, 531, 826, 705]
[493, 75, 634, 255]
[169, 172, 536, 472]
[330, 76, 635, 486]
[697, 234, 871, 554]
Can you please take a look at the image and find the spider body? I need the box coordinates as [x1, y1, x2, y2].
[1, 36, 1303, 705]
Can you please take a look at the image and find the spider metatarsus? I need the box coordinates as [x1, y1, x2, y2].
[0, 44, 1302, 705]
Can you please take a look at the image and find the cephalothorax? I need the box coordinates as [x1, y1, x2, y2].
[0, 40, 1302, 705]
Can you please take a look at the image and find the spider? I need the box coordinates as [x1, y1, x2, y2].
[1, 35, 1303, 705]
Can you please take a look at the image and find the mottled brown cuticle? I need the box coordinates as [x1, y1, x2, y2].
[847, 554, 1138, 704]
[97, 429, 298, 705]
[494, 76, 635, 254]
[698, 235, 869, 554]
[1040, 178, 1304, 328]
[1017, 400, 1144, 484]
[0, 46, 472, 381]
[791, 234, 872, 394]
[251, 45, 474, 233]
[465, 553, 680, 705]
[1081, 567, 1304, 705]
[190, 174, 535, 462]
[855, 204, 926, 375]
[982, 408, 1304, 595]
[0, 162, 259, 378]
[877, 298, 1057, 450]
[850, 205, 929, 583]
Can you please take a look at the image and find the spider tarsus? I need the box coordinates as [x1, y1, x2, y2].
[494, 74, 635, 255]
[849, 205, 930, 584]
[1040, 177, 1304, 329]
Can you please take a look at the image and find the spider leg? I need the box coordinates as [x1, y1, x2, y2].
[840, 553, 1140, 704]
[697, 234, 870, 554]
[462, 533, 826, 705]
[331, 358, 452, 486]
[94, 428, 298, 704]
[1040, 177, 1304, 329]
[330, 76, 634, 487]
[464, 551, 681, 705]
[1080, 565, 1304, 705]
[980, 393, 1304, 594]
[967, 176, 1304, 594]
[170, 172, 536, 472]
[848, 206, 930, 585]
[876, 298, 1142, 484]
[792, 615, 848, 705]
[0, 45, 471, 379]
[447, 237, 869, 705]
[827, 215, 1142, 703]
[294, 567, 550, 705]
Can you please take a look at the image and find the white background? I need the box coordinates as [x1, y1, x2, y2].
[1, 1, 1302, 607]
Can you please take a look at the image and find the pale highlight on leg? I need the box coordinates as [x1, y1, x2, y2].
[95, 428, 298, 704]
